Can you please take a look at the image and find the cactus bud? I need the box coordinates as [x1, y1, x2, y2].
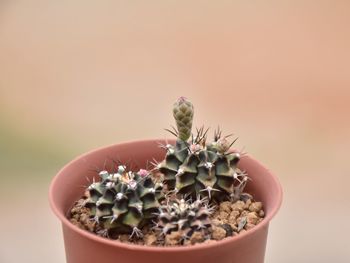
[173, 97, 194, 141]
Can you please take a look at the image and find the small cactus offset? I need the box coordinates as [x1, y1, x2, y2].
[84, 165, 164, 237]
[172, 96, 194, 141]
[157, 97, 248, 202]
[155, 197, 213, 242]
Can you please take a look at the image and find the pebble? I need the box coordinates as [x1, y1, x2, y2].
[240, 210, 249, 217]
[218, 211, 229, 220]
[231, 200, 245, 212]
[259, 210, 265, 217]
[71, 206, 79, 214]
[229, 223, 238, 232]
[220, 201, 232, 213]
[249, 202, 263, 212]
[220, 224, 234, 237]
[237, 217, 247, 232]
[165, 231, 182, 246]
[212, 226, 226, 240]
[212, 218, 224, 225]
[244, 199, 252, 209]
[70, 218, 84, 229]
[247, 212, 259, 225]
[188, 231, 205, 245]
[144, 234, 157, 246]
[229, 210, 240, 220]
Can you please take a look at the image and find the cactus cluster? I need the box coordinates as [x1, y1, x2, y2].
[84, 165, 164, 236]
[156, 97, 248, 202]
[155, 197, 212, 242]
[81, 97, 249, 239]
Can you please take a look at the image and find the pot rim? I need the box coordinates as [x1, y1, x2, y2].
[49, 138, 283, 252]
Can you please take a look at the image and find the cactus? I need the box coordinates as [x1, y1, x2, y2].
[84, 165, 164, 237]
[155, 197, 213, 242]
[157, 97, 248, 202]
[172, 96, 194, 141]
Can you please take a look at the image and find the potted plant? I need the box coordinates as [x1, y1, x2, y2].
[49, 97, 282, 263]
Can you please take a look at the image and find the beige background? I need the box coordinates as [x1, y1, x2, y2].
[1, 1, 350, 262]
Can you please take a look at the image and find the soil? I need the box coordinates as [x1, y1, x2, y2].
[69, 193, 265, 247]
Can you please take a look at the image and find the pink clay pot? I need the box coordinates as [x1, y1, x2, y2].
[49, 139, 282, 263]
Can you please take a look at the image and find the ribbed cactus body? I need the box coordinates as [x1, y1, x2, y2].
[158, 138, 246, 202]
[85, 166, 164, 235]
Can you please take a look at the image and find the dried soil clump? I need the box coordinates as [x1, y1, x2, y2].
[69, 195, 265, 246]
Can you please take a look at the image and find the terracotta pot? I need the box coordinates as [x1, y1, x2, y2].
[49, 139, 282, 263]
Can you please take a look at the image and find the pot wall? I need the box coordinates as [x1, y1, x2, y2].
[50, 139, 282, 263]
[62, 222, 269, 263]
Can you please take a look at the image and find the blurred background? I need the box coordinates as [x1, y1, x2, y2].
[1, 1, 349, 262]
